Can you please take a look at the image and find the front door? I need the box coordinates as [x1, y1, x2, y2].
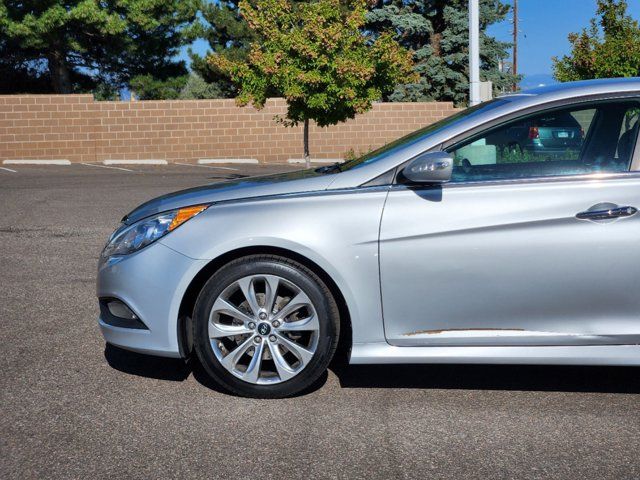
[380, 99, 640, 346]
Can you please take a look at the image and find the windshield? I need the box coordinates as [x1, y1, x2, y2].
[332, 98, 511, 172]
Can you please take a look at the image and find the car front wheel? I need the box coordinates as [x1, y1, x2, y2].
[193, 255, 340, 398]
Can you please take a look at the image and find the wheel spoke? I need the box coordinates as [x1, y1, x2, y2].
[275, 332, 314, 366]
[211, 297, 254, 325]
[277, 314, 319, 332]
[237, 277, 261, 316]
[220, 336, 254, 372]
[209, 321, 253, 339]
[263, 275, 280, 314]
[243, 339, 264, 383]
[267, 341, 297, 381]
[275, 290, 312, 321]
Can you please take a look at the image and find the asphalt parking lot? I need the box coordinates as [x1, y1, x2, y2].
[1, 163, 639, 479]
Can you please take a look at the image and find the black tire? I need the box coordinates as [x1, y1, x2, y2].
[192, 254, 340, 398]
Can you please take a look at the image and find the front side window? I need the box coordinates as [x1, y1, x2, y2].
[447, 100, 639, 183]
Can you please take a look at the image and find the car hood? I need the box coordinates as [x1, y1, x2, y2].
[123, 169, 338, 224]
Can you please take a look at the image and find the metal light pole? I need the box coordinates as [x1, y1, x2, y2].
[512, 0, 519, 91]
[469, 0, 481, 106]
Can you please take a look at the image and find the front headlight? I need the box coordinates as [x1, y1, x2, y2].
[101, 204, 209, 258]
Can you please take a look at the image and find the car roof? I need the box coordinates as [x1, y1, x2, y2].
[500, 77, 640, 103]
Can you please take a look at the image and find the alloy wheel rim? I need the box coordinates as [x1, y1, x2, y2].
[208, 274, 320, 385]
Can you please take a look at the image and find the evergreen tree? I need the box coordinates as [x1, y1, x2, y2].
[0, 0, 198, 97]
[553, 0, 640, 81]
[189, 1, 256, 98]
[0, 35, 51, 94]
[177, 73, 226, 99]
[367, 0, 517, 104]
[129, 75, 190, 101]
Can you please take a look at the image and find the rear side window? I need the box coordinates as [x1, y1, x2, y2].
[447, 100, 639, 183]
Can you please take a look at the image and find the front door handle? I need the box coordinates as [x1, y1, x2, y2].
[576, 203, 638, 221]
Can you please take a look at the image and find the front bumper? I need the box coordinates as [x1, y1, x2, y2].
[97, 241, 208, 358]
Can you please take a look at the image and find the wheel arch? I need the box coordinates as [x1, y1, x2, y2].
[177, 246, 353, 360]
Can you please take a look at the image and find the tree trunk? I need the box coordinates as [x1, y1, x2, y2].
[430, 32, 442, 57]
[303, 118, 310, 169]
[48, 49, 72, 94]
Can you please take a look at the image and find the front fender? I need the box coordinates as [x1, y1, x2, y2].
[159, 191, 389, 344]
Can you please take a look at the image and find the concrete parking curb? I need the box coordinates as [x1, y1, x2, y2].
[3, 159, 71, 165]
[103, 159, 168, 165]
[198, 158, 259, 164]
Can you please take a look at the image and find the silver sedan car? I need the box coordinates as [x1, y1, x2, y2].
[98, 78, 640, 398]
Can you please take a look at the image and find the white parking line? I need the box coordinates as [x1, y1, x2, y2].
[0, 166, 17, 173]
[175, 162, 239, 171]
[81, 163, 134, 172]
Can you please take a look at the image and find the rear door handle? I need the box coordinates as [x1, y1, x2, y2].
[576, 204, 638, 221]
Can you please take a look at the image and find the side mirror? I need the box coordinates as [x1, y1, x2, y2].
[401, 151, 453, 184]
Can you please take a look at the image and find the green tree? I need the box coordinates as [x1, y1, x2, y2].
[189, 1, 256, 98]
[367, 0, 517, 104]
[553, 0, 640, 81]
[0, 0, 198, 97]
[129, 75, 189, 101]
[179, 72, 229, 100]
[211, 0, 415, 167]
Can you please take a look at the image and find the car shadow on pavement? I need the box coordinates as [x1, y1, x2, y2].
[330, 363, 640, 394]
[105, 344, 191, 382]
[104, 343, 328, 396]
[105, 344, 638, 395]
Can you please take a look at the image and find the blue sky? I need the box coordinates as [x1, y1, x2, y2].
[184, 0, 640, 86]
[490, 0, 640, 85]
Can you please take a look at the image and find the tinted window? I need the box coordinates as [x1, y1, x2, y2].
[447, 100, 639, 183]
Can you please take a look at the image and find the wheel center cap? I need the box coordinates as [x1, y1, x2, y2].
[257, 322, 271, 336]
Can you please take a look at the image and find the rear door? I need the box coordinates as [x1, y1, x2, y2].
[380, 98, 640, 347]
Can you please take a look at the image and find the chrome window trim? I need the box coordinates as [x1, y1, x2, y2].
[389, 171, 640, 192]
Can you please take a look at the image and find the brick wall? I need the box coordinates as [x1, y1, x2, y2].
[0, 95, 459, 164]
